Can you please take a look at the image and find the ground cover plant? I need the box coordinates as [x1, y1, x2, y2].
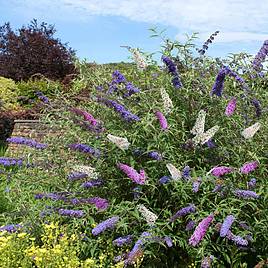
[0, 30, 267, 267]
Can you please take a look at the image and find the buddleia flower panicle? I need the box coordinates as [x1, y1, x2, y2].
[252, 40, 268, 72]
[188, 214, 214, 247]
[35, 192, 66, 201]
[155, 111, 168, 130]
[107, 134, 130, 150]
[0, 157, 23, 167]
[130, 48, 148, 70]
[69, 143, 101, 158]
[35, 91, 49, 103]
[191, 110, 206, 136]
[72, 165, 98, 178]
[241, 123, 261, 139]
[206, 139, 216, 148]
[240, 161, 258, 174]
[58, 209, 85, 218]
[170, 204, 196, 222]
[251, 99, 262, 117]
[193, 125, 220, 145]
[182, 165, 191, 180]
[198, 30, 219, 55]
[67, 171, 88, 181]
[160, 87, 173, 115]
[211, 68, 226, 97]
[81, 179, 103, 189]
[166, 163, 181, 180]
[234, 189, 259, 199]
[147, 151, 162, 161]
[124, 82, 140, 97]
[137, 204, 158, 226]
[247, 178, 257, 189]
[6, 137, 47, 149]
[0, 224, 22, 233]
[220, 215, 235, 237]
[201, 255, 214, 268]
[113, 235, 133, 247]
[118, 163, 146, 185]
[112, 70, 126, 84]
[70, 108, 98, 126]
[98, 97, 140, 122]
[225, 98, 237, 116]
[159, 175, 171, 184]
[209, 166, 233, 177]
[92, 216, 120, 236]
[162, 56, 183, 88]
[186, 220, 196, 231]
[192, 178, 202, 193]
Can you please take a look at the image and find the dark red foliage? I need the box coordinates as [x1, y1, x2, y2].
[0, 19, 76, 81]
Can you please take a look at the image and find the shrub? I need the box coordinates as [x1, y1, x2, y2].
[0, 77, 19, 109]
[0, 19, 76, 81]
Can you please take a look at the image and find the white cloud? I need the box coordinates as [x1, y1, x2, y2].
[9, 0, 268, 43]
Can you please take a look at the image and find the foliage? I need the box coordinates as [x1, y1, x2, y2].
[1, 31, 268, 267]
[0, 77, 19, 109]
[0, 19, 76, 81]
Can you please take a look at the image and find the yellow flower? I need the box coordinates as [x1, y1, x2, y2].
[17, 233, 27, 238]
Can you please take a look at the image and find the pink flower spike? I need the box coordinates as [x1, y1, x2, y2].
[118, 163, 146, 185]
[189, 214, 214, 247]
[240, 161, 258, 174]
[155, 111, 168, 130]
[71, 108, 98, 126]
[210, 166, 233, 177]
[225, 98, 237, 117]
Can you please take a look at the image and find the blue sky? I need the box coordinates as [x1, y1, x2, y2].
[1, 0, 268, 63]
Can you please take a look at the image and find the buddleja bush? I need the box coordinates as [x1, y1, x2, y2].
[1, 35, 268, 267]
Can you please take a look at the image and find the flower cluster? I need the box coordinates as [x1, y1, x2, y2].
[170, 204, 196, 222]
[225, 98, 237, 116]
[240, 161, 258, 174]
[70, 197, 109, 210]
[81, 179, 103, 189]
[0, 157, 23, 167]
[113, 235, 133, 247]
[67, 171, 88, 181]
[251, 99, 262, 118]
[69, 143, 101, 158]
[147, 151, 162, 161]
[220, 215, 235, 237]
[198, 30, 219, 55]
[192, 178, 202, 193]
[209, 166, 233, 177]
[188, 214, 214, 247]
[160, 87, 173, 115]
[35, 91, 49, 103]
[155, 111, 168, 130]
[6, 137, 47, 149]
[234, 189, 259, 199]
[247, 178, 257, 189]
[118, 163, 146, 184]
[159, 175, 171, 184]
[98, 97, 140, 122]
[107, 134, 130, 150]
[130, 48, 148, 70]
[92, 216, 120, 236]
[162, 56, 183, 88]
[58, 209, 85, 218]
[0, 224, 22, 233]
[201, 255, 214, 268]
[137, 204, 158, 226]
[70, 108, 98, 126]
[182, 166, 191, 180]
[252, 40, 268, 71]
[241, 123, 261, 139]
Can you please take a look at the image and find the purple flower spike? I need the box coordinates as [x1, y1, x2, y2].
[170, 204, 196, 222]
[189, 214, 214, 247]
[58, 209, 85, 218]
[6, 137, 47, 149]
[118, 163, 146, 185]
[0, 157, 23, 167]
[0, 224, 22, 233]
[92, 216, 120, 236]
[35, 91, 49, 103]
[210, 166, 233, 177]
[186, 220, 196, 231]
[155, 111, 168, 130]
[234, 189, 259, 199]
[211, 68, 226, 96]
[113, 235, 133, 247]
[147, 151, 162, 161]
[182, 165, 191, 180]
[225, 98, 237, 116]
[164, 236, 173, 247]
[70, 108, 98, 126]
[240, 161, 258, 174]
[192, 178, 202, 193]
[81, 179, 103, 189]
[201, 255, 214, 268]
[252, 40, 268, 72]
[69, 143, 101, 158]
[247, 178, 257, 189]
[220, 215, 235, 237]
[67, 172, 88, 181]
[88, 197, 109, 210]
[159, 175, 171, 184]
[251, 99, 262, 118]
[226, 232, 248, 246]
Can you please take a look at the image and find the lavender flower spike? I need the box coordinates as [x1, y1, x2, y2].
[240, 161, 258, 174]
[220, 215, 235, 237]
[201, 255, 214, 268]
[69, 143, 101, 158]
[0, 224, 22, 233]
[211, 68, 226, 97]
[118, 163, 146, 185]
[58, 209, 85, 218]
[170, 204, 196, 222]
[247, 178, 257, 189]
[185, 220, 196, 231]
[189, 214, 214, 247]
[155, 111, 168, 130]
[209, 166, 233, 177]
[92, 216, 120, 236]
[225, 98, 237, 116]
[6, 137, 47, 149]
[113, 235, 133, 247]
[234, 189, 259, 199]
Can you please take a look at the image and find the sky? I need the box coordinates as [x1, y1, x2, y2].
[1, 0, 268, 63]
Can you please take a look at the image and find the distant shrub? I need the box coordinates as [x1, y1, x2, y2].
[0, 19, 76, 81]
[0, 77, 19, 109]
